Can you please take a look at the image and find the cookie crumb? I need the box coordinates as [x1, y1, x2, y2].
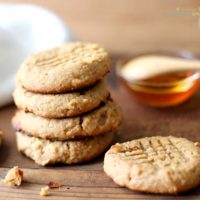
[4, 166, 23, 186]
[48, 181, 60, 189]
[40, 186, 49, 196]
[195, 142, 200, 148]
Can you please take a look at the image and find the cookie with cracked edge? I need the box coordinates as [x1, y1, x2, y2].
[16, 42, 110, 94]
[12, 100, 122, 140]
[16, 131, 114, 166]
[104, 136, 200, 194]
[13, 81, 109, 118]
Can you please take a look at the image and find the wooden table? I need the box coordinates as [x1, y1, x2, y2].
[0, 56, 200, 199]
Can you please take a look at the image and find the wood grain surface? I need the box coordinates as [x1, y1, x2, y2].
[0, 56, 200, 199]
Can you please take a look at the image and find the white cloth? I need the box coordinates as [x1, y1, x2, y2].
[0, 4, 73, 107]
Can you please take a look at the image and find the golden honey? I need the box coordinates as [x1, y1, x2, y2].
[121, 71, 200, 107]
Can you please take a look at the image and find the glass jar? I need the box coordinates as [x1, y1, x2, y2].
[117, 51, 200, 107]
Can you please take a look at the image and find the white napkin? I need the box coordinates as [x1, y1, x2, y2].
[0, 4, 73, 107]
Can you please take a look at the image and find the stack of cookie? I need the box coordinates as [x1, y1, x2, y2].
[12, 42, 122, 166]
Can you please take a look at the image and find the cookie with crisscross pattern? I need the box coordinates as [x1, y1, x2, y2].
[17, 42, 110, 94]
[104, 136, 200, 194]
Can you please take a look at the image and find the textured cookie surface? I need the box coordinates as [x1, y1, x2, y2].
[12, 100, 122, 140]
[16, 131, 113, 166]
[104, 136, 200, 194]
[13, 81, 109, 118]
[16, 42, 110, 93]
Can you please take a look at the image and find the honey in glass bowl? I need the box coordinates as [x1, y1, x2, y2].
[117, 55, 200, 107]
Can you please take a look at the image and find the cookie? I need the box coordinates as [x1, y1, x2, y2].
[16, 131, 113, 166]
[13, 81, 109, 118]
[16, 42, 110, 94]
[12, 100, 122, 140]
[104, 136, 200, 194]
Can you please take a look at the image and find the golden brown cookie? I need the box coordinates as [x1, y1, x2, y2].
[12, 100, 122, 140]
[16, 131, 113, 166]
[104, 136, 200, 194]
[13, 81, 109, 118]
[16, 42, 110, 94]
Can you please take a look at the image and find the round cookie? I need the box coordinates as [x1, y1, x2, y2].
[104, 136, 200, 194]
[16, 42, 110, 94]
[13, 81, 109, 118]
[12, 100, 122, 140]
[16, 131, 113, 166]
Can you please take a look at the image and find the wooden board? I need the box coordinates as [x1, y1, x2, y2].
[0, 56, 200, 199]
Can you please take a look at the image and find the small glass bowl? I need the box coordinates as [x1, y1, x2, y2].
[117, 51, 200, 107]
